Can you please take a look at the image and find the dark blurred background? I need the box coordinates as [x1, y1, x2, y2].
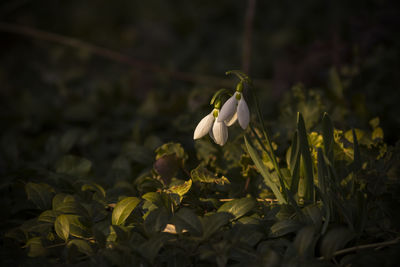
[0, 0, 399, 174]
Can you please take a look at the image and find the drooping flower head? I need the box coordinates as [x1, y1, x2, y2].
[193, 104, 228, 146]
[217, 82, 250, 129]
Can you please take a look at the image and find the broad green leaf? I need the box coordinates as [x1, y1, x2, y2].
[81, 183, 106, 198]
[53, 195, 89, 218]
[155, 142, 187, 162]
[293, 225, 317, 258]
[25, 237, 47, 257]
[297, 112, 314, 202]
[143, 192, 173, 213]
[65, 214, 92, 239]
[270, 219, 303, 237]
[173, 208, 203, 236]
[320, 227, 354, 259]
[112, 197, 140, 225]
[191, 166, 230, 185]
[55, 155, 92, 177]
[67, 239, 93, 256]
[55, 214, 70, 241]
[217, 198, 256, 220]
[107, 225, 130, 242]
[201, 212, 233, 240]
[25, 182, 54, 210]
[144, 208, 170, 234]
[169, 179, 192, 197]
[244, 135, 286, 204]
[38, 210, 60, 223]
[139, 234, 173, 263]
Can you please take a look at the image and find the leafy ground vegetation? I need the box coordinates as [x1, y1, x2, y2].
[1, 1, 400, 266]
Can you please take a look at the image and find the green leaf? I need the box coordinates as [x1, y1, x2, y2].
[55, 214, 70, 241]
[139, 234, 173, 263]
[53, 195, 89, 218]
[144, 208, 170, 234]
[201, 212, 233, 240]
[25, 237, 47, 257]
[112, 197, 140, 225]
[142, 192, 173, 213]
[217, 197, 256, 220]
[289, 131, 300, 194]
[297, 112, 314, 202]
[55, 155, 92, 177]
[303, 204, 322, 230]
[270, 219, 303, 237]
[155, 142, 187, 162]
[244, 135, 286, 204]
[191, 166, 230, 185]
[320, 227, 354, 259]
[65, 214, 92, 239]
[81, 183, 106, 198]
[173, 208, 203, 236]
[25, 182, 54, 210]
[293, 225, 317, 258]
[169, 179, 192, 197]
[38, 210, 60, 223]
[67, 239, 93, 256]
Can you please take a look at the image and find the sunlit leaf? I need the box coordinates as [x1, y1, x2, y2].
[191, 166, 230, 185]
[169, 179, 192, 197]
[217, 197, 256, 220]
[244, 135, 286, 204]
[297, 112, 314, 202]
[25, 237, 47, 257]
[112, 197, 140, 225]
[55, 214, 70, 241]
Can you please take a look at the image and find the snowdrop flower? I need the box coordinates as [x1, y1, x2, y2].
[217, 91, 250, 129]
[194, 108, 228, 146]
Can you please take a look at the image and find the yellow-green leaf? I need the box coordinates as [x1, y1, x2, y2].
[112, 197, 140, 225]
[55, 214, 70, 241]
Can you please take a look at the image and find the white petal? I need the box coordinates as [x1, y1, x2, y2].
[237, 98, 250, 129]
[209, 128, 216, 143]
[225, 112, 238, 126]
[217, 93, 238, 122]
[193, 112, 214, 139]
[212, 120, 228, 146]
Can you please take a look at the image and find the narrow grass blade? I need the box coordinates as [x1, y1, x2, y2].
[289, 131, 300, 194]
[297, 112, 314, 202]
[244, 135, 286, 204]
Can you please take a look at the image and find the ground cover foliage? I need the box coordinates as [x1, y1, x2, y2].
[1, 1, 400, 266]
